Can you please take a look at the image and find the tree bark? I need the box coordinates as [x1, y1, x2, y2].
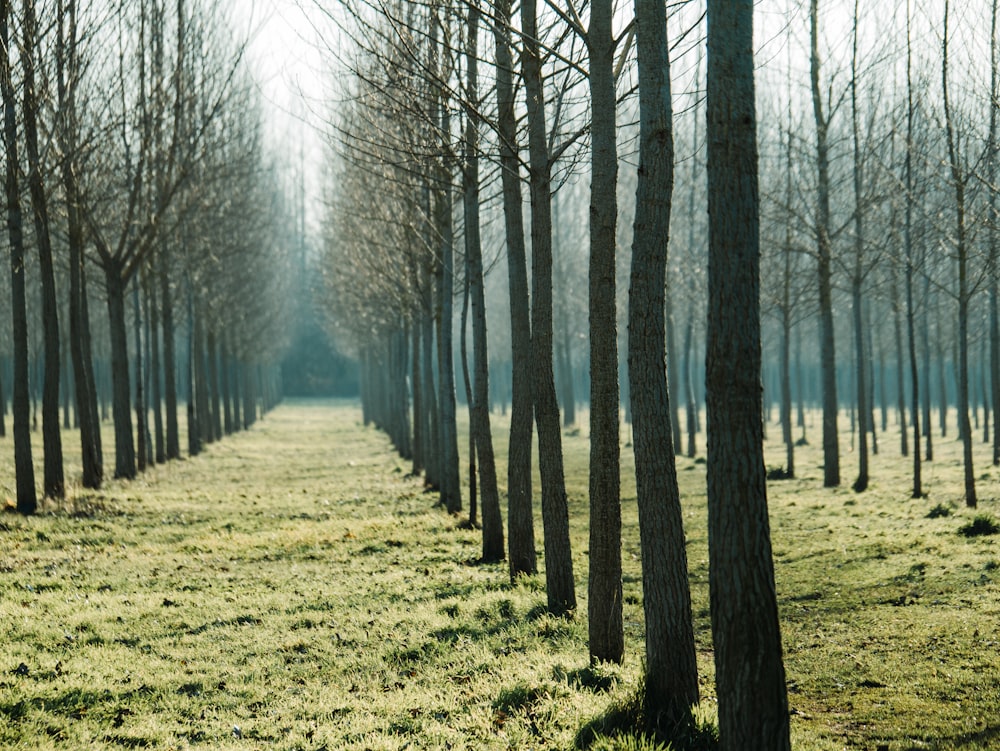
[106, 262, 137, 479]
[942, 0, 976, 507]
[22, 0, 64, 498]
[811, 0, 840, 487]
[706, 2, 790, 747]
[1, 0, 37, 513]
[587, 0, 623, 663]
[464, 0, 503, 561]
[522, 0, 576, 615]
[629, 0, 700, 722]
[494, 0, 536, 578]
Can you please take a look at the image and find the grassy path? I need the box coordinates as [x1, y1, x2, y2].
[0, 401, 626, 750]
[1, 399, 1000, 749]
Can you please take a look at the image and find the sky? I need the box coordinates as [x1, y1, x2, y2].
[237, 0, 329, 239]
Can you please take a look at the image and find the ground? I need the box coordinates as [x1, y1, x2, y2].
[0, 400, 998, 750]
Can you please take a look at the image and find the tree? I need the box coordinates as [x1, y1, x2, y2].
[628, 0, 699, 724]
[57, 0, 103, 489]
[941, 0, 977, 508]
[587, 0, 623, 664]
[1, 0, 36, 514]
[462, 0, 504, 562]
[492, 0, 537, 579]
[810, 0, 840, 488]
[521, 0, 576, 615]
[705, 0, 790, 747]
[21, 0, 64, 499]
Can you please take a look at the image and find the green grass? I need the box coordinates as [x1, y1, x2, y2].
[0, 400, 998, 749]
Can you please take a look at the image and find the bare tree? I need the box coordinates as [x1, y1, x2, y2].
[705, 0, 790, 746]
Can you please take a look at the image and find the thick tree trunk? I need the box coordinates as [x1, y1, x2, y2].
[706, 2, 790, 747]
[2, 0, 36, 512]
[588, 0, 623, 664]
[494, 0, 536, 578]
[522, 0, 576, 615]
[629, 0, 700, 721]
[587, 0, 625, 663]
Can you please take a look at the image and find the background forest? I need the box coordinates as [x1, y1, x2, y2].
[1, 0, 1000, 748]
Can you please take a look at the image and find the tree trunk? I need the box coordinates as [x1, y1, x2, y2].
[904, 0, 922, 496]
[666, 293, 683, 454]
[208, 329, 222, 442]
[683, 309, 697, 458]
[942, 0, 976, 506]
[494, 0, 536, 578]
[522, 0, 576, 615]
[706, 3, 790, 747]
[990, 0, 1000, 467]
[410, 310, 424, 475]
[461, 216, 478, 526]
[465, 0, 503, 561]
[149, 271, 165, 462]
[22, 0, 63, 499]
[811, 0, 840, 488]
[161, 244, 180, 459]
[629, 0, 700, 721]
[105, 263, 137, 479]
[132, 282, 147, 473]
[588, 0, 623, 664]
[2, 0, 36, 512]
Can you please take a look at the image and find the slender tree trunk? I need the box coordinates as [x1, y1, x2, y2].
[465, 0, 503, 560]
[410, 308, 424, 476]
[22, 0, 63, 498]
[105, 264, 137, 479]
[208, 329, 222, 442]
[629, 0, 700, 721]
[161, 244, 180, 459]
[666, 293, 683, 454]
[942, 0, 975, 506]
[811, 0, 840, 487]
[221, 334, 232, 435]
[149, 269, 165, 462]
[683, 309, 697, 458]
[2, 0, 36, 512]
[461, 251, 478, 526]
[522, 0, 576, 615]
[132, 283, 147, 473]
[989, 0, 1000, 466]
[494, 0, 536, 578]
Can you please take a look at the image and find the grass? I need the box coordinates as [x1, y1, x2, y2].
[0, 400, 998, 749]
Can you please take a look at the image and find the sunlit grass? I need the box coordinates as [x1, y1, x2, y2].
[0, 399, 997, 749]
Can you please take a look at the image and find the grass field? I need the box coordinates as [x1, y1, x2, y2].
[0, 399, 999, 750]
